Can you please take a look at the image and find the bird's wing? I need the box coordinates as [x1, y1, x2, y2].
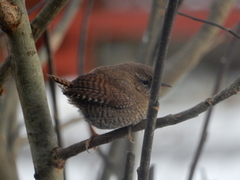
[64, 74, 135, 109]
[108, 79, 135, 108]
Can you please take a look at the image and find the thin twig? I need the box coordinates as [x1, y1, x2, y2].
[43, 29, 66, 177]
[138, 0, 179, 179]
[31, 0, 70, 41]
[122, 151, 135, 180]
[137, 0, 168, 65]
[61, 117, 83, 129]
[45, 29, 66, 177]
[0, 58, 11, 95]
[187, 22, 240, 180]
[0, 0, 70, 95]
[52, 74, 240, 163]
[27, 0, 47, 15]
[163, 0, 235, 87]
[43, 30, 63, 148]
[78, 0, 94, 75]
[178, 12, 240, 40]
[99, 139, 131, 180]
[38, 0, 84, 63]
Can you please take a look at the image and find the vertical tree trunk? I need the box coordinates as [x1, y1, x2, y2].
[1, 0, 63, 179]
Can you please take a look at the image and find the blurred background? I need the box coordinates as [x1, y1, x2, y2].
[22, 0, 240, 75]
[1, 0, 240, 180]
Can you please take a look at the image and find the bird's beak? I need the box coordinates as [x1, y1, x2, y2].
[161, 83, 172, 88]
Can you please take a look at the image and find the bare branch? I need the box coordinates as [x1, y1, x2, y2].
[178, 12, 240, 39]
[4, 0, 62, 179]
[31, 0, 70, 41]
[44, 30, 64, 148]
[137, 0, 168, 65]
[163, 0, 235, 86]
[0, 57, 11, 95]
[78, 0, 94, 75]
[187, 22, 240, 180]
[99, 138, 134, 180]
[0, 0, 73, 95]
[27, 0, 46, 15]
[61, 117, 83, 129]
[52, 73, 240, 164]
[122, 152, 135, 180]
[138, 0, 179, 179]
[38, 0, 84, 63]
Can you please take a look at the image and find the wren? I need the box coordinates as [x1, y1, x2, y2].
[49, 62, 169, 130]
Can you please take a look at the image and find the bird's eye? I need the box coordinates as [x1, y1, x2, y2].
[135, 72, 151, 87]
[142, 80, 149, 86]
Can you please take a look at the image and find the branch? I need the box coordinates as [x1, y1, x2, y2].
[31, 0, 70, 41]
[38, 0, 84, 63]
[0, 0, 71, 95]
[27, 0, 46, 15]
[122, 152, 135, 180]
[0, 0, 22, 94]
[187, 22, 240, 180]
[52, 74, 240, 165]
[3, 0, 62, 179]
[44, 30, 63, 148]
[163, 0, 235, 86]
[178, 12, 240, 40]
[99, 138, 135, 179]
[137, 0, 168, 64]
[78, 0, 94, 75]
[0, 57, 11, 95]
[138, 0, 179, 179]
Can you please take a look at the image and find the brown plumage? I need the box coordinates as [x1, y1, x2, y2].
[49, 62, 168, 129]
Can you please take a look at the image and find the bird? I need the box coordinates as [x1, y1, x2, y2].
[49, 62, 170, 144]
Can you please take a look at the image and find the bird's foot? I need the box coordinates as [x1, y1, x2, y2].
[85, 125, 99, 152]
[127, 126, 134, 143]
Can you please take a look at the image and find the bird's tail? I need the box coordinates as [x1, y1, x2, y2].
[48, 75, 72, 88]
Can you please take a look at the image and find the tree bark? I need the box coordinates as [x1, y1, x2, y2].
[2, 0, 63, 179]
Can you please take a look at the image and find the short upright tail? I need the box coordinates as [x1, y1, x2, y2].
[48, 75, 72, 88]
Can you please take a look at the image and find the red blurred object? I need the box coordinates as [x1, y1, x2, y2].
[52, 7, 239, 77]
[10, 1, 240, 77]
